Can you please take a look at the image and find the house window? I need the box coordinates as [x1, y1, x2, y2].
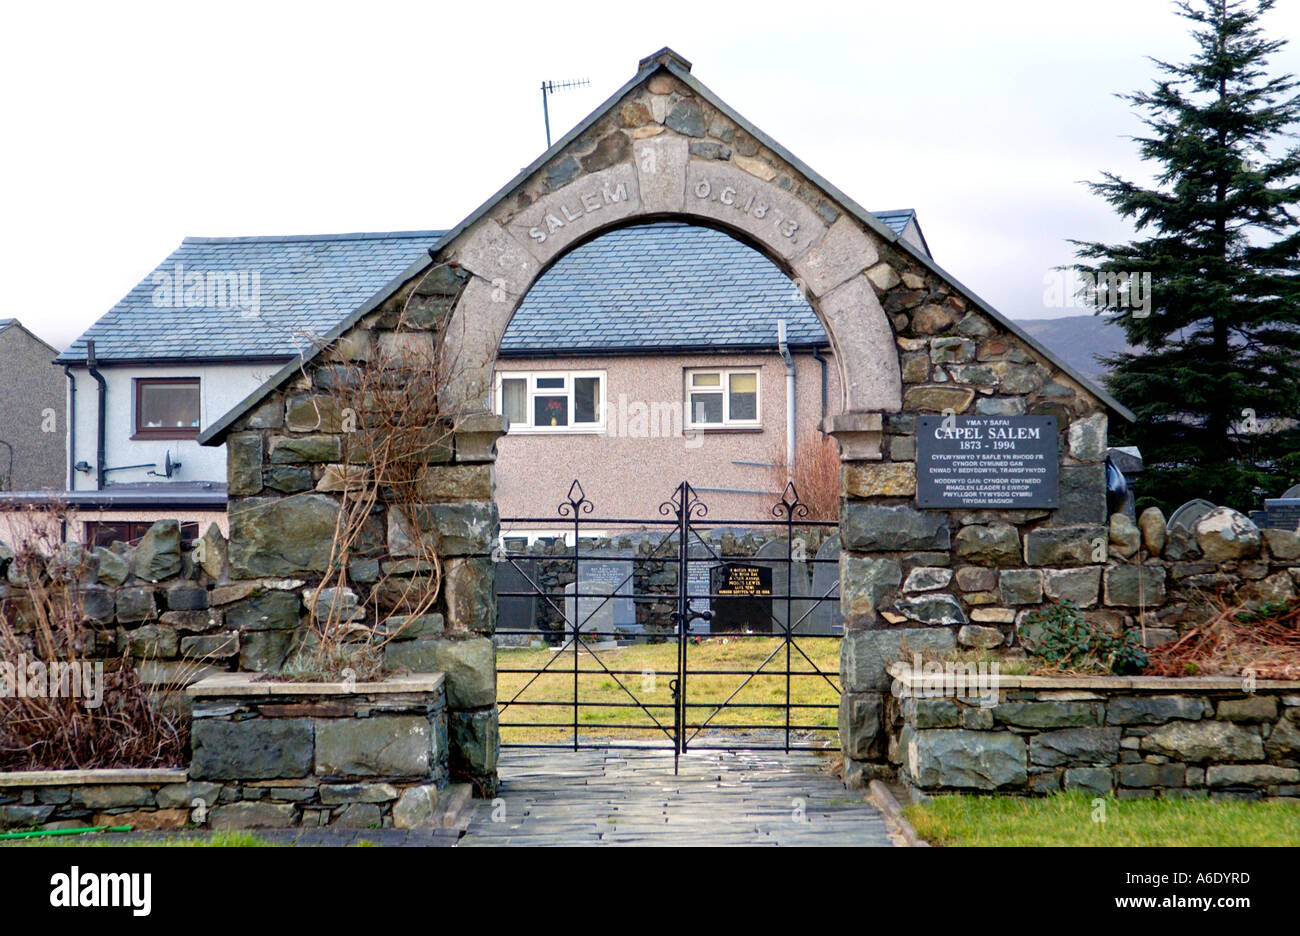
[686, 368, 760, 428]
[134, 378, 200, 439]
[496, 371, 605, 432]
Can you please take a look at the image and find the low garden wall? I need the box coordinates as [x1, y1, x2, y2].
[840, 504, 1300, 786]
[0, 515, 496, 794]
[0, 768, 189, 831]
[0, 673, 452, 831]
[889, 672, 1300, 799]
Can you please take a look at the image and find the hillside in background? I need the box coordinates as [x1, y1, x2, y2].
[1014, 314, 1136, 386]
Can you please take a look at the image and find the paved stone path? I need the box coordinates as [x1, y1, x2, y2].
[459, 746, 893, 846]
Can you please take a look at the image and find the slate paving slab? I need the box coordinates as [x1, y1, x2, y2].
[459, 744, 892, 847]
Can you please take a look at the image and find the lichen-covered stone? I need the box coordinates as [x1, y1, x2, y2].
[999, 569, 1043, 606]
[1024, 526, 1106, 567]
[839, 692, 884, 760]
[191, 718, 314, 780]
[902, 386, 974, 412]
[954, 523, 1020, 566]
[115, 586, 156, 623]
[1042, 566, 1101, 608]
[1139, 720, 1265, 762]
[1216, 696, 1277, 723]
[449, 708, 499, 778]
[1055, 466, 1107, 524]
[209, 802, 297, 829]
[95, 547, 130, 586]
[1106, 695, 1208, 725]
[1138, 507, 1167, 556]
[1109, 513, 1140, 559]
[840, 628, 956, 692]
[1029, 726, 1121, 766]
[957, 624, 1004, 649]
[134, 520, 181, 582]
[841, 504, 949, 552]
[392, 784, 440, 829]
[1194, 507, 1262, 561]
[404, 638, 496, 709]
[119, 622, 178, 659]
[994, 701, 1101, 729]
[907, 729, 1027, 790]
[263, 465, 314, 493]
[269, 435, 344, 464]
[444, 557, 495, 633]
[840, 555, 902, 625]
[841, 463, 916, 498]
[315, 715, 432, 777]
[284, 394, 346, 433]
[1067, 412, 1107, 461]
[1103, 564, 1167, 607]
[1206, 764, 1300, 787]
[903, 566, 951, 593]
[227, 433, 264, 495]
[229, 495, 341, 577]
[225, 591, 301, 631]
[895, 593, 967, 625]
[388, 503, 498, 557]
[197, 523, 227, 579]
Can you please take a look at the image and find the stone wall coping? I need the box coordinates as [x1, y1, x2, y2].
[0, 767, 188, 788]
[186, 671, 446, 697]
[889, 667, 1300, 692]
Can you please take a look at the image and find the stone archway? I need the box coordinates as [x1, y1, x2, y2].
[430, 133, 902, 462]
[398, 112, 911, 776]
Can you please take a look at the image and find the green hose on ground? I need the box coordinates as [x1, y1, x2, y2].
[0, 825, 132, 840]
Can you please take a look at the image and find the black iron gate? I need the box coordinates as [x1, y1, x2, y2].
[495, 480, 841, 768]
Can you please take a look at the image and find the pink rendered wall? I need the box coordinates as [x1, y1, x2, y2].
[493, 351, 841, 532]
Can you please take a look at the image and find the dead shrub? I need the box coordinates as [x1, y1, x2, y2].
[0, 505, 188, 770]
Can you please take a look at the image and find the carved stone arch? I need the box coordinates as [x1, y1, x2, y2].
[420, 134, 901, 460]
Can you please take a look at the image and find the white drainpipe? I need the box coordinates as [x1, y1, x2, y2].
[778, 319, 795, 476]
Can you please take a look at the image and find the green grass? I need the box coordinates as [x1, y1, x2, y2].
[904, 791, 1300, 846]
[497, 636, 840, 744]
[6, 830, 275, 847]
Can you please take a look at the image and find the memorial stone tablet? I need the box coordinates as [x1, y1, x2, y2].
[710, 563, 774, 634]
[916, 415, 1059, 509]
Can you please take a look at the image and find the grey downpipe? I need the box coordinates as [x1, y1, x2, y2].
[777, 320, 795, 472]
[62, 365, 76, 490]
[86, 341, 106, 491]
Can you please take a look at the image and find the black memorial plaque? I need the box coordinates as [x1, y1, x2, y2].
[916, 415, 1059, 509]
[710, 563, 773, 634]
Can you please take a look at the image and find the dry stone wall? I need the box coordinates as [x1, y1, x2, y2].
[891, 675, 1300, 799]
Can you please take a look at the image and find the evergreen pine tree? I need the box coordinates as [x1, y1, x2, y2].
[1073, 0, 1300, 514]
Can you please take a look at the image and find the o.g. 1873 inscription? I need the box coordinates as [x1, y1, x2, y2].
[916, 415, 1059, 509]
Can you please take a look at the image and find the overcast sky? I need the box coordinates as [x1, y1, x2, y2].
[3, 0, 1298, 352]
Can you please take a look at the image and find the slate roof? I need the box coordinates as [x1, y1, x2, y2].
[57, 231, 445, 364]
[499, 222, 826, 355]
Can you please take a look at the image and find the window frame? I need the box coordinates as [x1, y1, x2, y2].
[495, 370, 607, 434]
[684, 367, 762, 429]
[133, 377, 201, 440]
